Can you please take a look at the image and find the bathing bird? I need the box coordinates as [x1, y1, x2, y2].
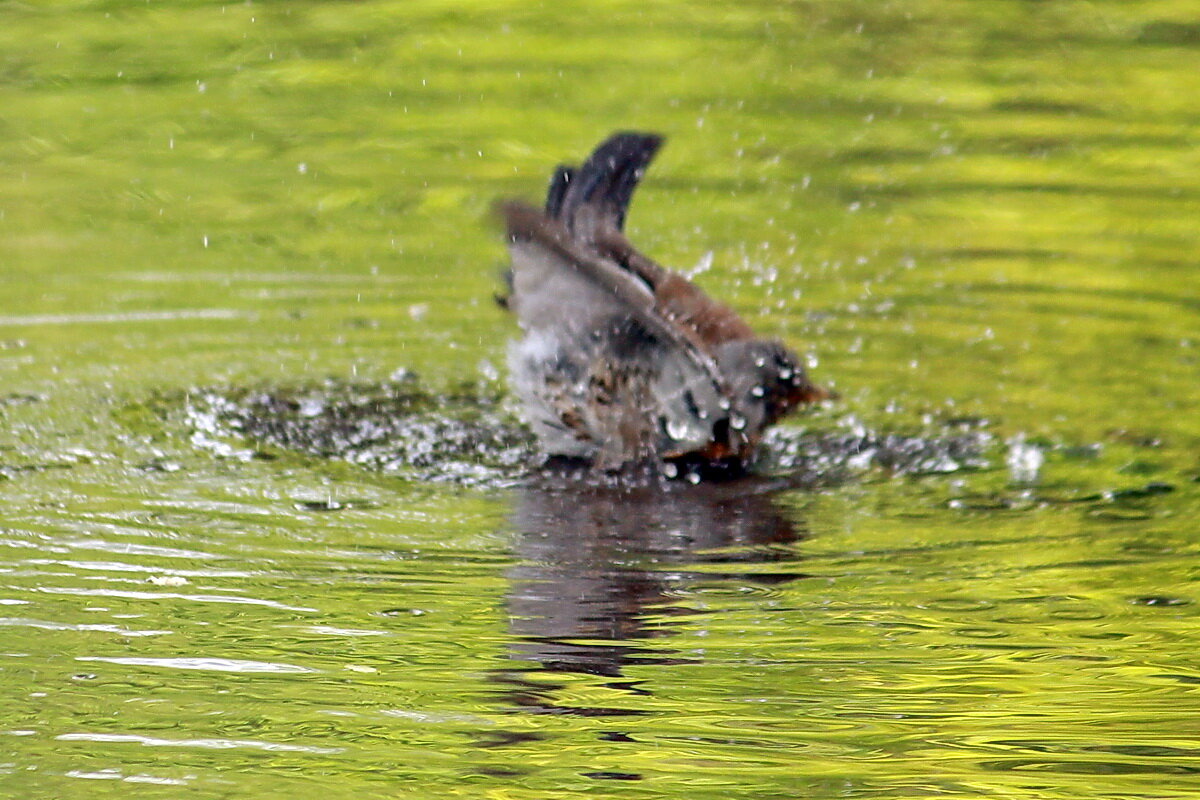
[498, 132, 829, 473]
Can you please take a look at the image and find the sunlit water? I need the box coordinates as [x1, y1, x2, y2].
[3, 1, 1199, 797]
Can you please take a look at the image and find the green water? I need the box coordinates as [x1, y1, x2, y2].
[3, 0, 1200, 797]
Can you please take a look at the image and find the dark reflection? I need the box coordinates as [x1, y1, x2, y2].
[488, 472, 817, 718]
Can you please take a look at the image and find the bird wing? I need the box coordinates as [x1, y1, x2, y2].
[543, 132, 757, 350]
[501, 200, 732, 456]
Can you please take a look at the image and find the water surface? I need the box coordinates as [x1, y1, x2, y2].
[2, 1, 1199, 797]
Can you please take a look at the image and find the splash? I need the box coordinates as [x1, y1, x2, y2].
[177, 376, 995, 488]
[181, 377, 534, 487]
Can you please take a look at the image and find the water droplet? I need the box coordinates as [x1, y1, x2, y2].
[1007, 433, 1044, 483]
[299, 397, 324, 418]
[750, 385, 765, 398]
[730, 414, 747, 431]
[662, 462, 678, 478]
[665, 419, 691, 441]
[686, 471, 701, 485]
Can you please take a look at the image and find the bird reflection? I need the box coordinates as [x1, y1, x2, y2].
[487, 472, 815, 718]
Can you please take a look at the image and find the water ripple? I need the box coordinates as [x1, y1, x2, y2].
[0, 618, 170, 637]
[31, 559, 252, 578]
[37, 586, 318, 612]
[57, 731, 340, 753]
[76, 656, 317, 674]
[58, 540, 223, 560]
[65, 769, 189, 785]
[0, 309, 242, 326]
[301, 625, 389, 637]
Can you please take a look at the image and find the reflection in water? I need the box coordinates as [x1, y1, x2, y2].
[489, 475, 813, 718]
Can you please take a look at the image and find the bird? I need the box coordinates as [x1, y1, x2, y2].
[497, 131, 829, 474]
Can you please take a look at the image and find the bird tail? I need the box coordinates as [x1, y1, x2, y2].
[545, 132, 664, 241]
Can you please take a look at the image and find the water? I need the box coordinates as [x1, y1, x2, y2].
[3, 0, 1200, 797]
